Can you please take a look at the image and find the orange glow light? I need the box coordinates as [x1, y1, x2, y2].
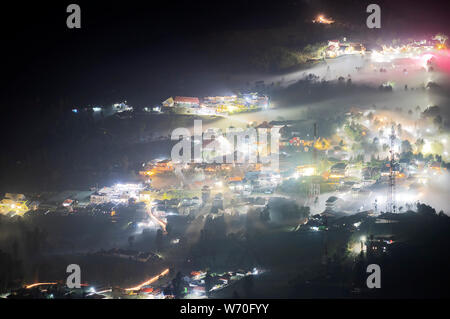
[125, 268, 170, 291]
[26, 282, 58, 289]
[313, 15, 334, 24]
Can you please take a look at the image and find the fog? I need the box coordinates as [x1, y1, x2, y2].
[176, 52, 450, 215]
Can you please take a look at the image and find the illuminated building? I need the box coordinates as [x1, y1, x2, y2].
[329, 162, 348, 179]
[296, 165, 317, 177]
[0, 193, 29, 216]
[174, 96, 200, 107]
[325, 196, 342, 212]
[162, 97, 174, 107]
[90, 183, 144, 204]
[325, 39, 366, 58]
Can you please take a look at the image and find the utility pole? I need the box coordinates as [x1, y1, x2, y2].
[309, 123, 321, 205]
[387, 125, 397, 213]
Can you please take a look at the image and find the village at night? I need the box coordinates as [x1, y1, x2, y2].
[2, 0, 450, 305]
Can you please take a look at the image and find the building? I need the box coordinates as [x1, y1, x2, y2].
[90, 193, 109, 204]
[90, 183, 143, 204]
[326, 39, 366, 58]
[325, 196, 343, 212]
[0, 193, 29, 216]
[367, 235, 395, 256]
[330, 162, 348, 178]
[162, 97, 174, 107]
[296, 165, 316, 177]
[203, 96, 237, 104]
[154, 159, 174, 173]
[174, 96, 200, 107]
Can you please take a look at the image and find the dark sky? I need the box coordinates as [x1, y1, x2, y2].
[3, 1, 304, 106]
[3, 0, 450, 109]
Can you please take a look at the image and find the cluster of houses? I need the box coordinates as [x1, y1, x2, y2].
[161, 93, 269, 115]
[324, 36, 443, 60]
[90, 183, 145, 204]
[325, 38, 366, 58]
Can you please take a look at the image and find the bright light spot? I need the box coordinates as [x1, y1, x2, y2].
[313, 15, 334, 24]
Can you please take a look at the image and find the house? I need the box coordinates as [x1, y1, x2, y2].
[380, 163, 400, 177]
[325, 196, 343, 212]
[174, 96, 200, 107]
[429, 161, 446, 174]
[154, 159, 174, 173]
[279, 125, 293, 141]
[256, 121, 273, 130]
[330, 162, 348, 178]
[162, 97, 174, 107]
[90, 193, 109, 204]
[62, 199, 74, 207]
[296, 165, 316, 177]
[252, 197, 268, 207]
[367, 235, 395, 256]
[326, 39, 365, 58]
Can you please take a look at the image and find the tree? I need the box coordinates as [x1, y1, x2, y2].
[417, 203, 436, 216]
[434, 115, 443, 126]
[260, 206, 271, 222]
[205, 271, 212, 297]
[373, 137, 379, 145]
[430, 141, 444, 155]
[415, 138, 425, 153]
[401, 140, 412, 154]
[438, 211, 448, 218]
[352, 251, 366, 288]
[128, 235, 135, 248]
[397, 123, 402, 136]
[171, 271, 184, 298]
[433, 33, 448, 45]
